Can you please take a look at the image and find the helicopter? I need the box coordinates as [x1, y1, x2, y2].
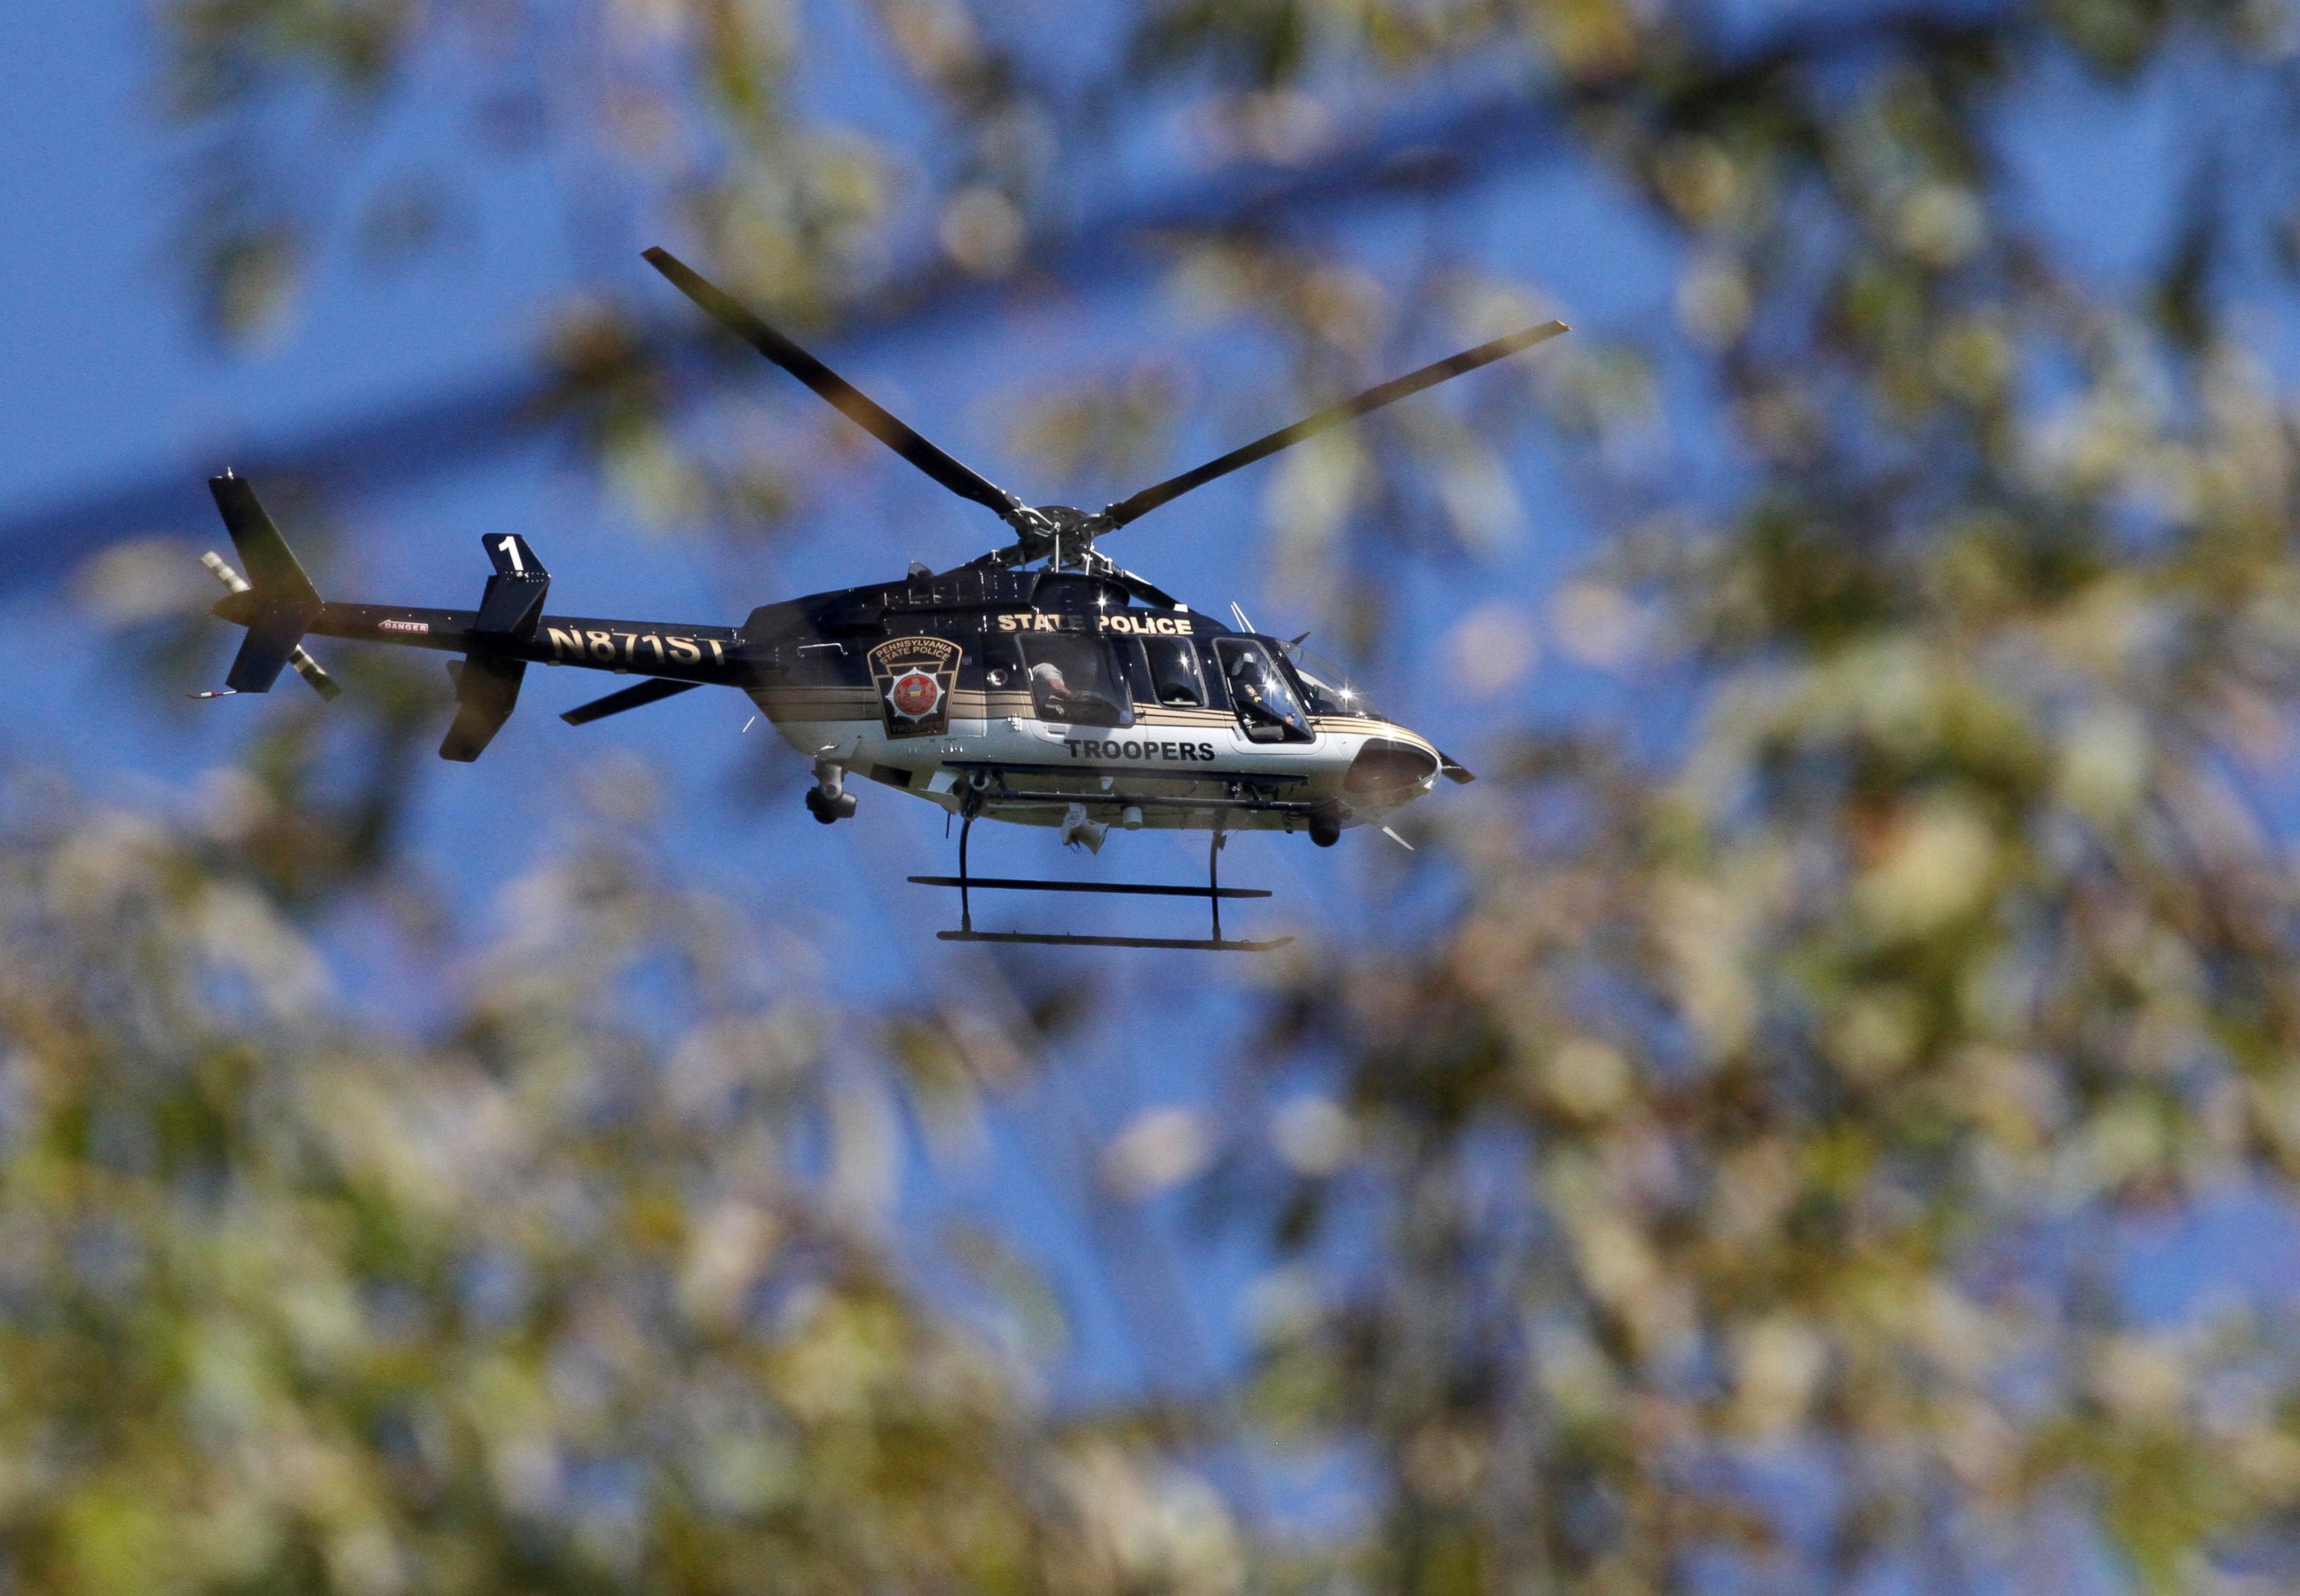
[197, 248, 1566, 951]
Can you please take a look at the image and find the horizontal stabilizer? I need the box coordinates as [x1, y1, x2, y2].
[440, 656, 526, 762]
[561, 677, 703, 726]
[1438, 751, 1476, 784]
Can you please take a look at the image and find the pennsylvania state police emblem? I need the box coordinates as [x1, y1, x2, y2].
[868, 635, 962, 738]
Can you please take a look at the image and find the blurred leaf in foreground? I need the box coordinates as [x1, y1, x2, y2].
[0, 777, 1254, 1593]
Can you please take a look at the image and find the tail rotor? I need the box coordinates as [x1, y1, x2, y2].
[196, 546, 339, 700]
[198, 472, 334, 698]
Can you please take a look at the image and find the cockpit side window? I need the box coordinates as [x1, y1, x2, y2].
[1018, 634, 1133, 727]
[1213, 638, 1312, 743]
[1143, 635, 1208, 706]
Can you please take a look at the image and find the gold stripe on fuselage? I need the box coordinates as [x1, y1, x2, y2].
[744, 687, 1418, 748]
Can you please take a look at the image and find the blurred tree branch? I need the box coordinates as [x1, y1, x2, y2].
[14, 0, 2300, 1588]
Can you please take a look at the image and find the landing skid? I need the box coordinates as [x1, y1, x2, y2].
[938, 931, 1292, 952]
[915, 807, 1288, 951]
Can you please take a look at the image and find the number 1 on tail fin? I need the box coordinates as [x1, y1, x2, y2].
[474, 532, 549, 639]
[485, 533, 545, 580]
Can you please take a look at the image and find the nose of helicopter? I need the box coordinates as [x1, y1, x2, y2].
[1343, 736, 1442, 806]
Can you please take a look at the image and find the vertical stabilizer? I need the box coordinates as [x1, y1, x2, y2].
[437, 533, 550, 761]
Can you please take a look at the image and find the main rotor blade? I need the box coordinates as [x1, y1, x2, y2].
[643, 247, 1021, 522]
[1101, 319, 1568, 530]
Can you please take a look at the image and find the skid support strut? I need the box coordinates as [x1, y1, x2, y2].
[1209, 822, 1226, 944]
[920, 798, 1288, 951]
[957, 807, 977, 934]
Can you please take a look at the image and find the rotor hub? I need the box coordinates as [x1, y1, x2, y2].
[1002, 504, 1116, 573]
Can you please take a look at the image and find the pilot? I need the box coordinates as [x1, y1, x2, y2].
[1226, 650, 1286, 728]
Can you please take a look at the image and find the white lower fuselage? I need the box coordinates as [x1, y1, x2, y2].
[750, 681, 1439, 833]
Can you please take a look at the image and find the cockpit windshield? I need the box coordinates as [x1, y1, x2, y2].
[1289, 648, 1383, 720]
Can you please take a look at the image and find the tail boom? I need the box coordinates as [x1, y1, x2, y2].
[302, 603, 744, 684]
[199, 474, 739, 760]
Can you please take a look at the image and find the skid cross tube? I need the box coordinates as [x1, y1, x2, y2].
[926, 793, 1284, 950]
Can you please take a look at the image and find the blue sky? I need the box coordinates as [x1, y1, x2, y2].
[0, 0, 1623, 1439]
[0, 0, 1666, 952]
[7, 0, 2298, 1554]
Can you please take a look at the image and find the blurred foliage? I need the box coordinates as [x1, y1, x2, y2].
[51, 0, 2300, 1588]
[0, 781, 1259, 1592]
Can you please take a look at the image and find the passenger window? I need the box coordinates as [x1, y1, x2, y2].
[1117, 639, 1158, 706]
[978, 633, 1025, 690]
[1213, 639, 1312, 743]
[1144, 635, 1208, 706]
[1019, 635, 1133, 727]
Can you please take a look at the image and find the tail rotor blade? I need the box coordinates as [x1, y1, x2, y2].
[643, 247, 1021, 523]
[1101, 320, 1568, 531]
